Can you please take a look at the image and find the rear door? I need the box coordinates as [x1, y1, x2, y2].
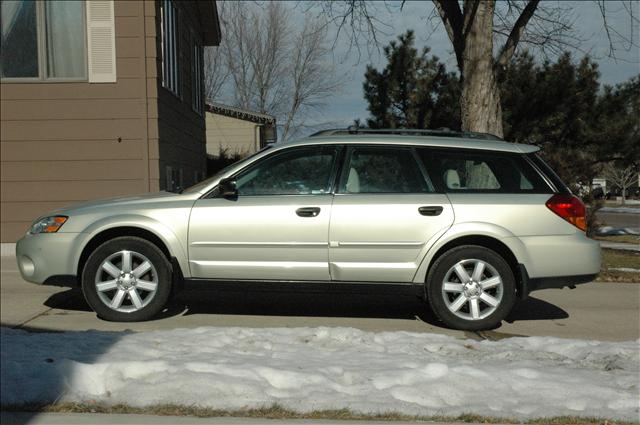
[328, 145, 454, 282]
[417, 148, 559, 236]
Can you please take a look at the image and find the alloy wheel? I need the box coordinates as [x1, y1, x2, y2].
[94, 250, 159, 313]
[441, 258, 504, 321]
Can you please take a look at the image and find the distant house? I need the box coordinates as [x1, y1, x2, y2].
[0, 0, 221, 242]
[205, 102, 277, 156]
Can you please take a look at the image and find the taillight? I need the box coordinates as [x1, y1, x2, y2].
[545, 194, 587, 231]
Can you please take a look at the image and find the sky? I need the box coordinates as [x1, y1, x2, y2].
[293, 1, 640, 129]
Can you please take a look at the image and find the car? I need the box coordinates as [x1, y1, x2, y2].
[15, 128, 601, 330]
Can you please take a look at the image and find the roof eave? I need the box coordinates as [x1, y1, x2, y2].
[199, 1, 221, 46]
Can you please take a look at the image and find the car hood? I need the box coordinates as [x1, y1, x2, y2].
[50, 191, 195, 215]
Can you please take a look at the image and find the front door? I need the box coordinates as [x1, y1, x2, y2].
[188, 145, 340, 281]
[329, 145, 454, 282]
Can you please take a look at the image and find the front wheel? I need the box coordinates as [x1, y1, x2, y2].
[426, 245, 516, 331]
[81, 236, 172, 322]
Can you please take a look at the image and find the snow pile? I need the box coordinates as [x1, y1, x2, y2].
[1, 327, 639, 420]
[597, 226, 639, 236]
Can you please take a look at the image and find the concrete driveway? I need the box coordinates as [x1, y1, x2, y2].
[1, 256, 638, 341]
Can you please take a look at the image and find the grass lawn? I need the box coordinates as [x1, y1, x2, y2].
[602, 201, 640, 208]
[3, 402, 636, 425]
[600, 248, 640, 283]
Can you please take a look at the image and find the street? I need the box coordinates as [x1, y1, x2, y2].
[2, 255, 638, 341]
[597, 210, 640, 233]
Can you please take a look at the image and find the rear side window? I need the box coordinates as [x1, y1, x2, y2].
[418, 148, 551, 193]
[339, 146, 432, 194]
[528, 153, 570, 194]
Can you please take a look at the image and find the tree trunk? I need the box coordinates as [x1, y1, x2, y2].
[459, 1, 504, 138]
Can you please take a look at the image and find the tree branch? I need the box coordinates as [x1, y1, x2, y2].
[432, 0, 464, 70]
[496, 0, 540, 67]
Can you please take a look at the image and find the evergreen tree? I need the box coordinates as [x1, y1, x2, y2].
[363, 41, 639, 199]
[500, 51, 639, 187]
[363, 31, 460, 130]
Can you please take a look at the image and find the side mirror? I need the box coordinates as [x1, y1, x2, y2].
[219, 177, 238, 198]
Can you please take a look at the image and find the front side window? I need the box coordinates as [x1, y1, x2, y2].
[1, 0, 86, 80]
[161, 0, 179, 95]
[235, 146, 338, 196]
[339, 147, 431, 194]
[420, 149, 550, 193]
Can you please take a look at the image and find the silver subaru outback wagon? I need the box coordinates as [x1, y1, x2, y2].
[16, 129, 601, 330]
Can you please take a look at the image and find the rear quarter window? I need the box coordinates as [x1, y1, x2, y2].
[418, 148, 552, 194]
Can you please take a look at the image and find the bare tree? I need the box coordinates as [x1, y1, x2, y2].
[314, 0, 639, 137]
[602, 164, 639, 205]
[281, 20, 342, 140]
[204, 47, 229, 102]
[210, 2, 341, 140]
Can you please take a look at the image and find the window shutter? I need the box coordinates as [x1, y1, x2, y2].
[86, 0, 116, 83]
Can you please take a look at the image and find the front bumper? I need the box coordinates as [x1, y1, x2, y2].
[16, 232, 82, 284]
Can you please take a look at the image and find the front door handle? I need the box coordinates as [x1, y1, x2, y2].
[418, 206, 443, 216]
[296, 207, 321, 217]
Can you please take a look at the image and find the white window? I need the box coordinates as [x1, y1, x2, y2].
[1, 0, 87, 80]
[161, 0, 179, 96]
[191, 36, 203, 114]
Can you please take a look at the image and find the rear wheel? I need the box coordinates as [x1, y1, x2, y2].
[426, 245, 516, 331]
[81, 236, 172, 322]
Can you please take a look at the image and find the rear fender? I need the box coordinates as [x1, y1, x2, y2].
[412, 222, 531, 283]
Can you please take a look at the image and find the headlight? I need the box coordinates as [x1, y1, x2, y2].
[29, 216, 68, 234]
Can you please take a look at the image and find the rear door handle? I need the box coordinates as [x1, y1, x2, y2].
[418, 206, 443, 216]
[296, 207, 321, 217]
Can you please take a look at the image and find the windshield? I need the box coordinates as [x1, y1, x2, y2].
[182, 146, 272, 194]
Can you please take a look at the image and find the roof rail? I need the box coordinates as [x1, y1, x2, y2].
[308, 127, 504, 141]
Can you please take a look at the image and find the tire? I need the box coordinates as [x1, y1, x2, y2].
[426, 245, 516, 331]
[81, 236, 172, 322]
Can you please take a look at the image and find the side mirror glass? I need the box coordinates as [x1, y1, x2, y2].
[219, 178, 238, 198]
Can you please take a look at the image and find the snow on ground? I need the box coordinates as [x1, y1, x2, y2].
[597, 226, 640, 236]
[610, 267, 640, 273]
[1, 327, 639, 421]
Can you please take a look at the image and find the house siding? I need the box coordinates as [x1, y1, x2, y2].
[0, 1, 150, 242]
[0, 0, 214, 242]
[205, 113, 261, 156]
[154, 0, 206, 190]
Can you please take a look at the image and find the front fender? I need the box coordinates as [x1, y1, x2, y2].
[71, 215, 191, 279]
[412, 222, 531, 283]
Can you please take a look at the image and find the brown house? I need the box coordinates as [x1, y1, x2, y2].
[0, 0, 220, 242]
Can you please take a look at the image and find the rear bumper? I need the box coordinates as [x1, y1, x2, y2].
[514, 233, 601, 278]
[517, 263, 597, 298]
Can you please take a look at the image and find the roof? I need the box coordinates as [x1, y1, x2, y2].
[205, 102, 276, 125]
[198, 1, 221, 46]
[279, 134, 540, 154]
[310, 128, 504, 141]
